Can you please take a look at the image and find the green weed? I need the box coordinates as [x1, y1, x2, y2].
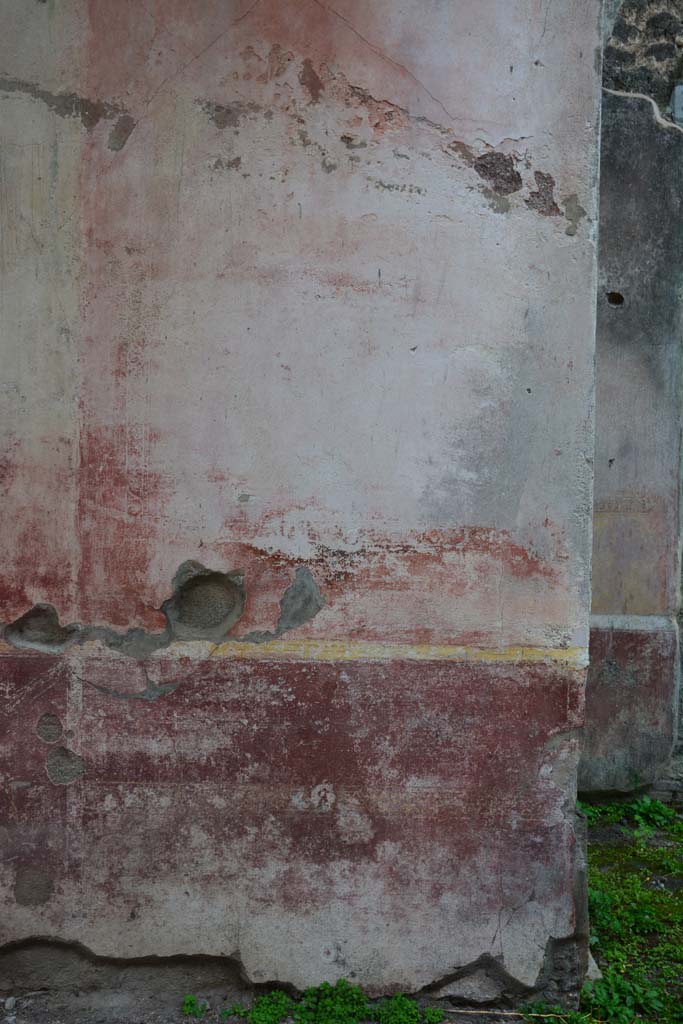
[183, 994, 209, 1018]
[216, 979, 445, 1024]
[582, 971, 666, 1024]
[579, 797, 683, 1023]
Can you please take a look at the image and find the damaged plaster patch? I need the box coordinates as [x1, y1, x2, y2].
[422, 953, 534, 1005]
[200, 99, 260, 129]
[563, 194, 587, 236]
[481, 188, 511, 214]
[214, 156, 242, 171]
[5, 604, 80, 653]
[107, 113, 136, 151]
[13, 866, 54, 907]
[429, 965, 504, 1003]
[36, 713, 63, 744]
[473, 152, 523, 195]
[2, 565, 324, 662]
[299, 59, 324, 103]
[239, 566, 325, 643]
[195, 51, 582, 233]
[276, 566, 325, 633]
[46, 746, 85, 785]
[0, 76, 134, 147]
[526, 171, 561, 216]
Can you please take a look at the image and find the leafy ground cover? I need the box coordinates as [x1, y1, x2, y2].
[526, 796, 683, 1024]
[181, 983, 446, 1024]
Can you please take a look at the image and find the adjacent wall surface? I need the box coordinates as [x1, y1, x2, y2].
[1, 0, 602, 1004]
[580, 76, 683, 793]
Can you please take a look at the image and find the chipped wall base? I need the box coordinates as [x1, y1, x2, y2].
[579, 617, 678, 793]
[0, 941, 246, 1010]
[1, 648, 587, 1006]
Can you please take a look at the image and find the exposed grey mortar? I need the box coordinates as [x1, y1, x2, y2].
[13, 868, 54, 908]
[107, 113, 136, 151]
[161, 562, 246, 642]
[200, 99, 260, 129]
[4, 604, 81, 654]
[0, 76, 135, 148]
[563, 194, 588, 236]
[0, 939, 247, 998]
[2, 566, 325, 662]
[239, 566, 325, 643]
[45, 746, 85, 785]
[79, 668, 181, 703]
[35, 713, 63, 744]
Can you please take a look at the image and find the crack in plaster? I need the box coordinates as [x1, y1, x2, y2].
[307, 0, 467, 127]
[109, 0, 265, 157]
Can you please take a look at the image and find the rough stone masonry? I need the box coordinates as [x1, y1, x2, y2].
[0, 0, 602, 1008]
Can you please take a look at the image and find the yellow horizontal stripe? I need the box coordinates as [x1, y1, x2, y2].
[0, 638, 587, 666]
[206, 639, 587, 666]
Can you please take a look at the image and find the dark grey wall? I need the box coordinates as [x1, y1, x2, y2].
[581, 81, 683, 791]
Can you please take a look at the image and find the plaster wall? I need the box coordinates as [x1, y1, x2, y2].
[1, 0, 602, 1003]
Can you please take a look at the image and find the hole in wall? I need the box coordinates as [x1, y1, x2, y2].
[161, 561, 246, 642]
[607, 291, 625, 306]
[4, 604, 80, 653]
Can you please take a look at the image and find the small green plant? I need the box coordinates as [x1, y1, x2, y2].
[183, 994, 209, 1018]
[577, 796, 677, 831]
[630, 796, 676, 830]
[582, 970, 665, 1024]
[421, 1011, 444, 1024]
[218, 981, 445, 1024]
[297, 979, 368, 1024]
[222, 990, 294, 1024]
[577, 799, 625, 826]
[373, 993, 422, 1024]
